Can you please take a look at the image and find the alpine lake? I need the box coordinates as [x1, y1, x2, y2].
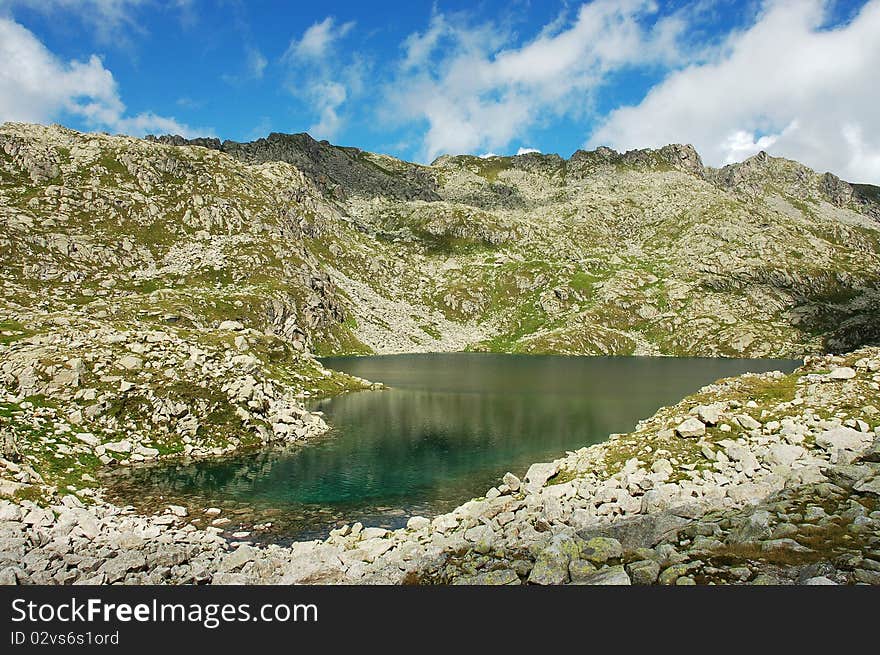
[104, 353, 799, 543]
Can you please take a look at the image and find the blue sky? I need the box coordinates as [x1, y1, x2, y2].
[1, 0, 879, 182]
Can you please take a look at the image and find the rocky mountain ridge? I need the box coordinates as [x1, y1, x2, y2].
[148, 130, 880, 217]
[143, 127, 880, 356]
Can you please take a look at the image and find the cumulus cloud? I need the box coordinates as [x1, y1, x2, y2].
[516, 147, 541, 155]
[283, 16, 361, 140]
[385, 0, 685, 162]
[286, 16, 355, 60]
[590, 0, 880, 183]
[0, 17, 199, 136]
[307, 81, 348, 138]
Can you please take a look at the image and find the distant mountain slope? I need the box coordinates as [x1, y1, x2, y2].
[2, 121, 880, 363]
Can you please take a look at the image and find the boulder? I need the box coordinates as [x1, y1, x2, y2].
[103, 440, 132, 454]
[219, 320, 244, 331]
[735, 414, 761, 431]
[528, 550, 570, 585]
[857, 437, 880, 463]
[651, 459, 673, 477]
[853, 476, 880, 496]
[406, 516, 430, 531]
[117, 355, 143, 371]
[626, 559, 660, 585]
[502, 472, 521, 492]
[767, 444, 806, 467]
[568, 559, 598, 582]
[578, 511, 690, 550]
[580, 537, 623, 564]
[828, 367, 856, 380]
[675, 417, 706, 438]
[573, 565, 631, 585]
[728, 509, 772, 544]
[816, 427, 872, 452]
[695, 405, 722, 426]
[524, 462, 559, 491]
[101, 552, 147, 583]
[220, 545, 256, 572]
[803, 576, 837, 585]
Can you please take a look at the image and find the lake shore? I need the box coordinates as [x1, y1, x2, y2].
[2, 347, 879, 585]
[99, 353, 798, 543]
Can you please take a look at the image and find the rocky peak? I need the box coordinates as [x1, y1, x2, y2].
[620, 143, 705, 177]
[159, 129, 880, 217]
[144, 134, 222, 150]
[710, 150, 820, 197]
[821, 171, 854, 208]
[567, 143, 705, 179]
[706, 150, 879, 218]
[146, 130, 440, 203]
[431, 151, 567, 178]
[656, 143, 705, 176]
[509, 151, 566, 177]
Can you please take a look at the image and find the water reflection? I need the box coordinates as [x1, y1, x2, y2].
[105, 354, 799, 541]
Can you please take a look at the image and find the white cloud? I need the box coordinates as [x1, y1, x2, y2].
[283, 16, 361, 140]
[400, 13, 450, 70]
[0, 0, 193, 45]
[0, 17, 200, 137]
[721, 130, 780, 163]
[308, 81, 347, 139]
[590, 0, 880, 183]
[386, 0, 685, 162]
[222, 46, 267, 84]
[3, 1, 144, 26]
[516, 147, 541, 155]
[246, 47, 267, 80]
[286, 16, 355, 61]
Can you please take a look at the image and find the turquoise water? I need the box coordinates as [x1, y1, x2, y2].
[106, 353, 798, 541]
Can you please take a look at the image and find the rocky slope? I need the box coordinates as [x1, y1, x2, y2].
[4, 122, 880, 364]
[149, 131, 880, 357]
[0, 122, 392, 497]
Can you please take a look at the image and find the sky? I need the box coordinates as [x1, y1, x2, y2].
[1, 0, 879, 183]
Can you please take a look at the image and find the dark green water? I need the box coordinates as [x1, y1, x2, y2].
[106, 353, 798, 542]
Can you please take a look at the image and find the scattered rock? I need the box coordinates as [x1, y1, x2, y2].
[828, 367, 856, 380]
[502, 472, 521, 492]
[524, 462, 559, 490]
[574, 565, 631, 586]
[675, 417, 706, 439]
